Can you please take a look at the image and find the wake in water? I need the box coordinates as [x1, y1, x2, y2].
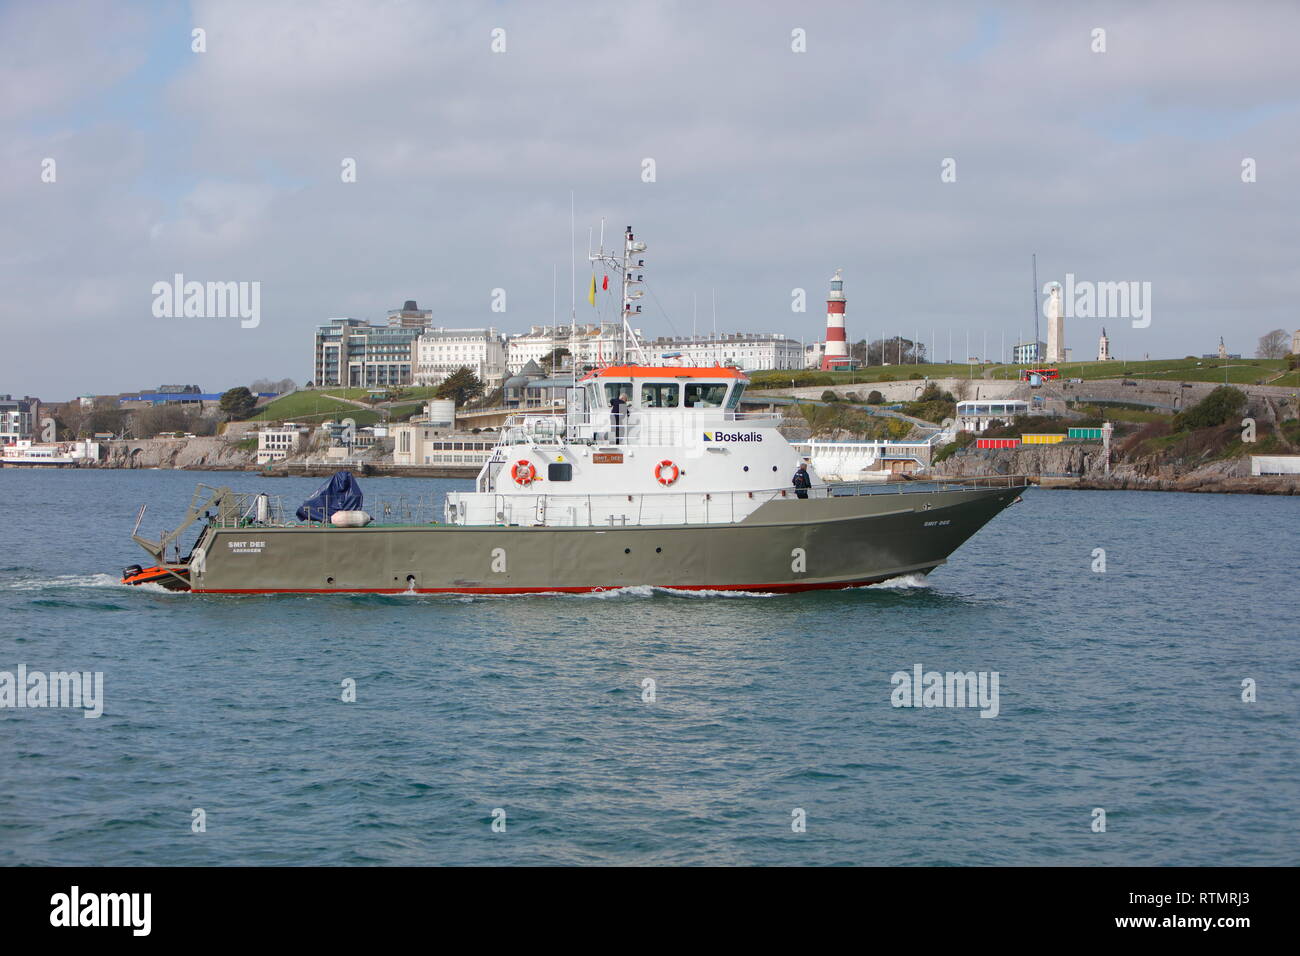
[866, 573, 933, 590]
[0, 571, 178, 594]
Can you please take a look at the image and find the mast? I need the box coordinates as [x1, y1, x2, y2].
[1031, 253, 1039, 364]
[588, 222, 649, 365]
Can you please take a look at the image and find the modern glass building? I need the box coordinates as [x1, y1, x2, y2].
[313, 301, 431, 388]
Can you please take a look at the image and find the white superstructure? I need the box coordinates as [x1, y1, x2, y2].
[444, 365, 812, 527]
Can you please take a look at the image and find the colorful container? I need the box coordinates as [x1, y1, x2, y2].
[976, 438, 1021, 449]
[1068, 427, 1103, 440]
[1021, 433, 1066, 445]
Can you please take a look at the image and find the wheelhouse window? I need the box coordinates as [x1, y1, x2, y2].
[639, 382, 679, 408]
[603, 382, 632, 405]
[684, 383, 728, 408]
[724, 383, 745, 409]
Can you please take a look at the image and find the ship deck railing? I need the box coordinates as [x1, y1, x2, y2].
[206, 476, 1027, 530]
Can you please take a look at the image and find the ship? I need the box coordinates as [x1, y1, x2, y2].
[121, 226, 1025, 594]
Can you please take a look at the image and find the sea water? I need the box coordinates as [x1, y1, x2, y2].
[0, 469, 1296, 865]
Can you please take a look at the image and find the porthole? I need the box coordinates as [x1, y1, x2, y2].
[624, 548, 631, 554]
[656, 547, 662, 553]
[743, 465, 749, 472]
[326, 576, 334, 584]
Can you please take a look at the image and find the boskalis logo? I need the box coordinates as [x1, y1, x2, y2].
[703, 431, 764, 443]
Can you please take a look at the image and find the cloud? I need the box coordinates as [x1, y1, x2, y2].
[2, 0, 1299, 396]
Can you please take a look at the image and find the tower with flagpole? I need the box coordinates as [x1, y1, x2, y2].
[820, 269, 850, 370]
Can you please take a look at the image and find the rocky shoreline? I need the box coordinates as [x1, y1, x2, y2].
[933, 442, 1297, 494]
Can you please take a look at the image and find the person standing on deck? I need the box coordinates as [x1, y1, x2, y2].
[609, 390, 629, 445]
[792, 462, 811, 499]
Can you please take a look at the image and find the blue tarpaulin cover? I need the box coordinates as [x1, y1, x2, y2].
[296, 470, 363, 522]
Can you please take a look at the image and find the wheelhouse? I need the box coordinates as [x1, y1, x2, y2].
[580, 365, 748, 413]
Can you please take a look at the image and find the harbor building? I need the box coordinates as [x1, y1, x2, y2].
[392, 426, 498, 468]
[955, 399, 1030, 433]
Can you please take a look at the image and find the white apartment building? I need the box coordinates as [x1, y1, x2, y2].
[648, 333, 804, 371]
[415, 328, 507, 388]
[506, 324, 642, 373]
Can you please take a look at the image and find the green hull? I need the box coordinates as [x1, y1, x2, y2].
[182, 485, 1023, 594]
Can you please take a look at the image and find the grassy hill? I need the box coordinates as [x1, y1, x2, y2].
[751, 357, 1292, 388]
[250, 392, 382, 425]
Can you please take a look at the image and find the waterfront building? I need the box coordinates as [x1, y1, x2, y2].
[955, 399, 1031, 433]
[392, 427, 498, 467]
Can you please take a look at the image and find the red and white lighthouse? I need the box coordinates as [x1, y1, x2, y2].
[820, 269, 849, 370]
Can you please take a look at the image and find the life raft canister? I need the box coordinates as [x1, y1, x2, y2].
[654, 460, 679, 486]
[511, 459, 537, 485]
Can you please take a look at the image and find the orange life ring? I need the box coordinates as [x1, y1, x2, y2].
[654, 460, 679, 486]
[511, 459, 537, 485]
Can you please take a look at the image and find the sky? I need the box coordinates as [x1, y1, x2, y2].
[2, 0, 1298, 398]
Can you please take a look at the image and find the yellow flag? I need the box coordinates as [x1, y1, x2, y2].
[588, 274, 597, 306]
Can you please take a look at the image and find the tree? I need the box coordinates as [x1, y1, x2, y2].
[250, 378, 297, 395]
[219, 386, 257, 420]
[541, 347, 571, 369]
[866, 336, 926, 365]
[1174, 385, 1247, 431]
[435, 367, 485, 406]
[1257, 329, 1289, 359]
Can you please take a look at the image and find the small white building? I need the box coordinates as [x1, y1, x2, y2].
[256, 424, 307, 464]
[955, 400, 1030, 433]
[392, 426, 497, 467]
[1251, 455, 1300, 476]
